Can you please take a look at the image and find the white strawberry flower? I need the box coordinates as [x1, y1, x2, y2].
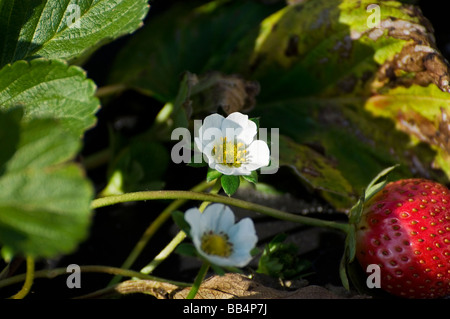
[194, 112, 270, 176]
[184, 204, 258, 267]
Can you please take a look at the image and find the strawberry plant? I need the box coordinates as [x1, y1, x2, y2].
[1, 0, 450, 302]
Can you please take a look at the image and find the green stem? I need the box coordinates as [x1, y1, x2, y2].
[186, 262, 210, 299]
[138, 178, 222, 276]
[0, 265, 190, 291]
[198, 177, 222, 212]
[91, 190, 350, 234]
[95, 84, 127, 98]
[140, 231, 187, 275]
[8, 256, 34, 299]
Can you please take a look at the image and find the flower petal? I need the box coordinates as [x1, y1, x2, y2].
[243, 140, 270, 171]
[184, 203, 257, 268]
[198, 114, 224, 148]
[194, 137, 203, 152]
[237, 119, 257, 145]
[221, 112, 255, 143]
[202, 142, 217, 166]
[200, 114, 224, 135]
[184, 207, 203, 240]
[222, 112, 249, 130]
[200, 127, 223, 151]
[221, 113, 257, 145]
[202, 204, 235, 233]
[200, 254, 236, 267]
[213, 164, 249, 176]
[228, 218, 258, 249]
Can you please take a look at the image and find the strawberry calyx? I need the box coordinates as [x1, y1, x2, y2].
[340, 165, 400, 290]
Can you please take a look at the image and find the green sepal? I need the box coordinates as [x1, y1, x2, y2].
[340, 228, 357, 291]
[341, 165, 398, 291]
[221, 174, 240, 196]
[364, 164, 400, 202]
[206, 168, 222, 182]
[242, 171, 258, 184]
[348, 164, 399, 225]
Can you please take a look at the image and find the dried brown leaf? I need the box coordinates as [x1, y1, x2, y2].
[190, 72, 260, 115]
[373, 10, 450, 92]
[171, 273, 367, 299]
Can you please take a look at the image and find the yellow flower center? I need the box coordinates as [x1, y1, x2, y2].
[201, 231, 233, 257]
[211, 137, 247, 168]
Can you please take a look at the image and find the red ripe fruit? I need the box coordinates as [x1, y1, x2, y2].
[355, 178, 450, 298]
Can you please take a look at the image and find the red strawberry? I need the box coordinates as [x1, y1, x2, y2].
[355, 178, 450, 298]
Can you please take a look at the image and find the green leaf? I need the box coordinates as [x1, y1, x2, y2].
[365, 85, 450, 177]
[107, 0, 450, 209]
[210, 264, 226, 276]
[0, 58, 99, 137]
[5, 118, 81, 173]
[257, 233, 311, 280]
[108, 0, 280, 101]
[0, 114, 93, 258]
[221, 174, 240, 196]
[247, 0, 450, 206]
[0, 107, 22, 176]
[150, 72, 196, 140]
[175, 243, 198, 258]
[0, 0, 150, 67]
[172, 211, 191, 236]
[100, 141, 169, 196]
[278, 135, 355, 208]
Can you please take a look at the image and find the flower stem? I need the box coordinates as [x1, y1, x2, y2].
[91, 190, 351, 234]
[186, 262, 210, 299]
[0, 265, 190, 291]
[198, 177, 222, 212]
[140, 231, 187, 275]
[138, 178, 222, 276]
[8, 256, 34, 299]
[95, 83, 127, 98]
